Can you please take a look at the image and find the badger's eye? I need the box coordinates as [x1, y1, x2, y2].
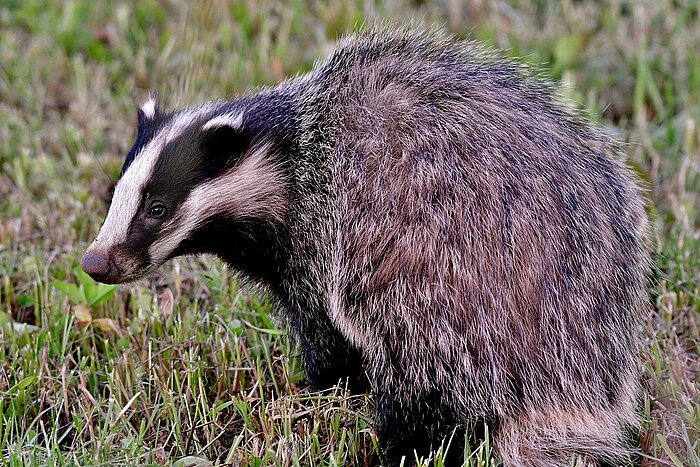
[148, 203, 167, 219]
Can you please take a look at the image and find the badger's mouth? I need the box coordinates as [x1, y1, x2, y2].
[80, 247, 153, 285]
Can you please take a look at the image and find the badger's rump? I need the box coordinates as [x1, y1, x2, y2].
[300, 28, 650, 418]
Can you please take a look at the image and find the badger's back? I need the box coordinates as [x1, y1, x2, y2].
[291, 28, 649, 462]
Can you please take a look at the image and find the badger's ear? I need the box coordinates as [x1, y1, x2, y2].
[137, 94, 159, 127]
[200, 112, 249, 160]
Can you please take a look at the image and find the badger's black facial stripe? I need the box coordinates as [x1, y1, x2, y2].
[119, 217, 156, 265]
[146, 140, 288, 265]
[143, 114, 251, 216]
[121, 111, 173, 177]
[136, 108, 149, 128]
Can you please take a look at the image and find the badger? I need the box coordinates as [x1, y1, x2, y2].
[81, 26, 651, 466]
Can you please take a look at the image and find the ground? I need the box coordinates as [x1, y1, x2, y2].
[0, 1, 698, 466]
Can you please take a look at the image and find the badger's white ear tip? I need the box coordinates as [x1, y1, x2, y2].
[202, 112, 244, 131]
[140, 95, 158, 118]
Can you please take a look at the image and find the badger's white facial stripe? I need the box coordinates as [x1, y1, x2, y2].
[140, 95, 157, 118]
[202, 112, 244, 131]
[147, 143, 288, 264]
[89, 138, 164, 253]
[88, 104, 218, 255]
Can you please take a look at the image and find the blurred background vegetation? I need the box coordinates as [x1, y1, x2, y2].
[0, 1, 698, 465]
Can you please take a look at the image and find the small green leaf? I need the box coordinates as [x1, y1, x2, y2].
[89, 283, 117, 307]
[211, 400, 235, 416]
[78, 268, 97, 304]
[16, 294, 34, 307]
[172, 456, 211, 467]
[51, 280, 85, 304]
[6, 375, 36, 395]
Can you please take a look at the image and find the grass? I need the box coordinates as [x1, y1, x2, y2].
[0, 0, 698, 465]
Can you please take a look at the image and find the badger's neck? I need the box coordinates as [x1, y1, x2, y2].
[181, 217, 292, 289]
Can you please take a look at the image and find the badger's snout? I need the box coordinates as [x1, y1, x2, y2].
[81, 250, 120, 284]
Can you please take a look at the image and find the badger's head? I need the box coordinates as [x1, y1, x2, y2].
[81, 96, 289, 284]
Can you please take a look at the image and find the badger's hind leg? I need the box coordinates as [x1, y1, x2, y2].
[493, 404, 639, 467]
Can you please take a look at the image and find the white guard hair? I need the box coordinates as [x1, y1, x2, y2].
[140, 94, 158, 118]
[201, 112, 244, 131]
[87, 105, 219, 258]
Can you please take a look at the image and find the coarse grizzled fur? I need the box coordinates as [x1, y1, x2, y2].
[82, 25, 652, 466]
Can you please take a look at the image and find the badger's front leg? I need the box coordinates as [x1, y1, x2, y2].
[300, 331, 367, 392]
[287, 303, 368, 392]
[375, 382, 464, 466]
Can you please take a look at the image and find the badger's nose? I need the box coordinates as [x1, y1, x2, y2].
[80, 251, 111, 283]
